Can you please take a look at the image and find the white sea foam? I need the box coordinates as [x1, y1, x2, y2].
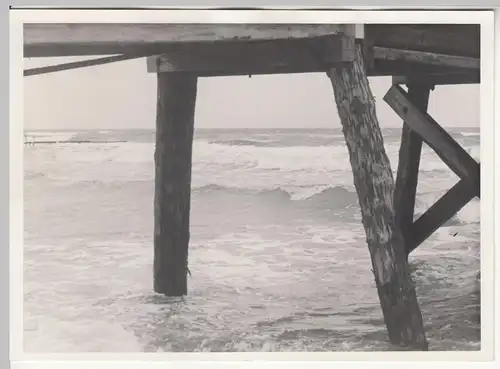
[24, 314, 143, 352]
[24, 139, 463, 195]
[287, 185, 332, 201]
[23, 136, 480, 225]
[468, 145, 480, 161]
[461, 132, 480, 137]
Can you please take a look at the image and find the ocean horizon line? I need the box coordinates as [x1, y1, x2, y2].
[24, 126, 480, 132]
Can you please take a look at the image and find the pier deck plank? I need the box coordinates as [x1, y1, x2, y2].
[24, 23, 348, 57]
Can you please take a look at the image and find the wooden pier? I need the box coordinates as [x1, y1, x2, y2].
[24, 22, 481, 350]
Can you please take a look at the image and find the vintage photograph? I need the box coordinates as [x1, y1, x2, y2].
[22, 18, 481, 353]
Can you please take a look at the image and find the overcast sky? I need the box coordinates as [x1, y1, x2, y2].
[24, 56, 479, 130]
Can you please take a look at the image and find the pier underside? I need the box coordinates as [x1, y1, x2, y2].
[23, 22, 481, 350]
[24, 23, 480, 84]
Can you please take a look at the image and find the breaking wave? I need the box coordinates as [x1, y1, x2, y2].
[209, 139, 278, 147]
[193, 184, 358, 202]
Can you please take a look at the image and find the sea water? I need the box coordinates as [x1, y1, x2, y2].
[23, 128, 480, 352]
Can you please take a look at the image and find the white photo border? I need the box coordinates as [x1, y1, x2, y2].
[9, 7, 497, 367]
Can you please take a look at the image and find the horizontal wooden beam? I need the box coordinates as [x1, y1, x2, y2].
[384, 85, 480, 181]
[24, 54, 150, 77]
[24, 23, 347, 57]
[392, 71, 480, 86]
[408, 175, 479, 254]
[368, 59, 476, 78]
[146, 35, 355, 77]
[373, 47, 480, 70]
[365, 24, 480, 59]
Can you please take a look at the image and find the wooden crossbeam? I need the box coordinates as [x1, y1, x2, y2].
[24, 54, 150, 77]
[146, 35, 355, 77]
[408, 175, 480, 254]
[384, 85, 480, 182]
[364, 24, 480, 59]
[392, 71, 480, 86]
[24, 23, 347, 57]
[368, 60, 477, 78]
[373, 47, 480, 70]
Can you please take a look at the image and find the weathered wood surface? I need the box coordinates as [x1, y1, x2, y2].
[24, 54, 148, 77]
[393, 85, 431, 258]
[368, 60, 476, 78]
[327, 43, 428, 350]
[384, 85, 480, 182]
[24, 23, 347, 57]
[147, 35, 355, 77]
[409, 174, 480, 253]
[25, 24, 479, 58]
[365, 24, 480, 58]
[392, 71, 480, 86]
[154, 73, 197, 296]
[387, 84, 480, 254]
[373, 47, 480, 70]
[146, 37, 480, 78]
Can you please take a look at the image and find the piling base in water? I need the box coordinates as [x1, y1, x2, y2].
[153, 73, 198, 296]
[327, 42, 428, 350]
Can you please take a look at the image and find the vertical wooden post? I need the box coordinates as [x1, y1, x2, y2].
[393, 84, 432, 258]
[326, 43, 428, 350]
[154, 72, 197, 296]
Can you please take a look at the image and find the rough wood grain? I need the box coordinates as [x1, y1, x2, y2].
[409, 175, 479, 253]
[373, 47, 480, 70]
[24, 23, 346, 57]
[327, 43, 428, 350]
[393, 85, 431, 258]
[384, 85, 480, 181]
[146, 35, 355, 77]
[154, 73, 197, 296]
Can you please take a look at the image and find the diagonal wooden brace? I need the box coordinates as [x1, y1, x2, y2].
[407, 172, 480, 254]
[384, 85, 480, 182]
[384, 85, 480, 255]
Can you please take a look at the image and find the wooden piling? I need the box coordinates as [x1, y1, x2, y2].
[154, 72, 197, 296]
[327, 43, 428, 350]
[393, 84, 432, 257]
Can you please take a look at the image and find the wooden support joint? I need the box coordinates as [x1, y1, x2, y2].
[384, 85, 480, 182]
[385, 85, 480, 254]
[408, 175, 480, 254]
